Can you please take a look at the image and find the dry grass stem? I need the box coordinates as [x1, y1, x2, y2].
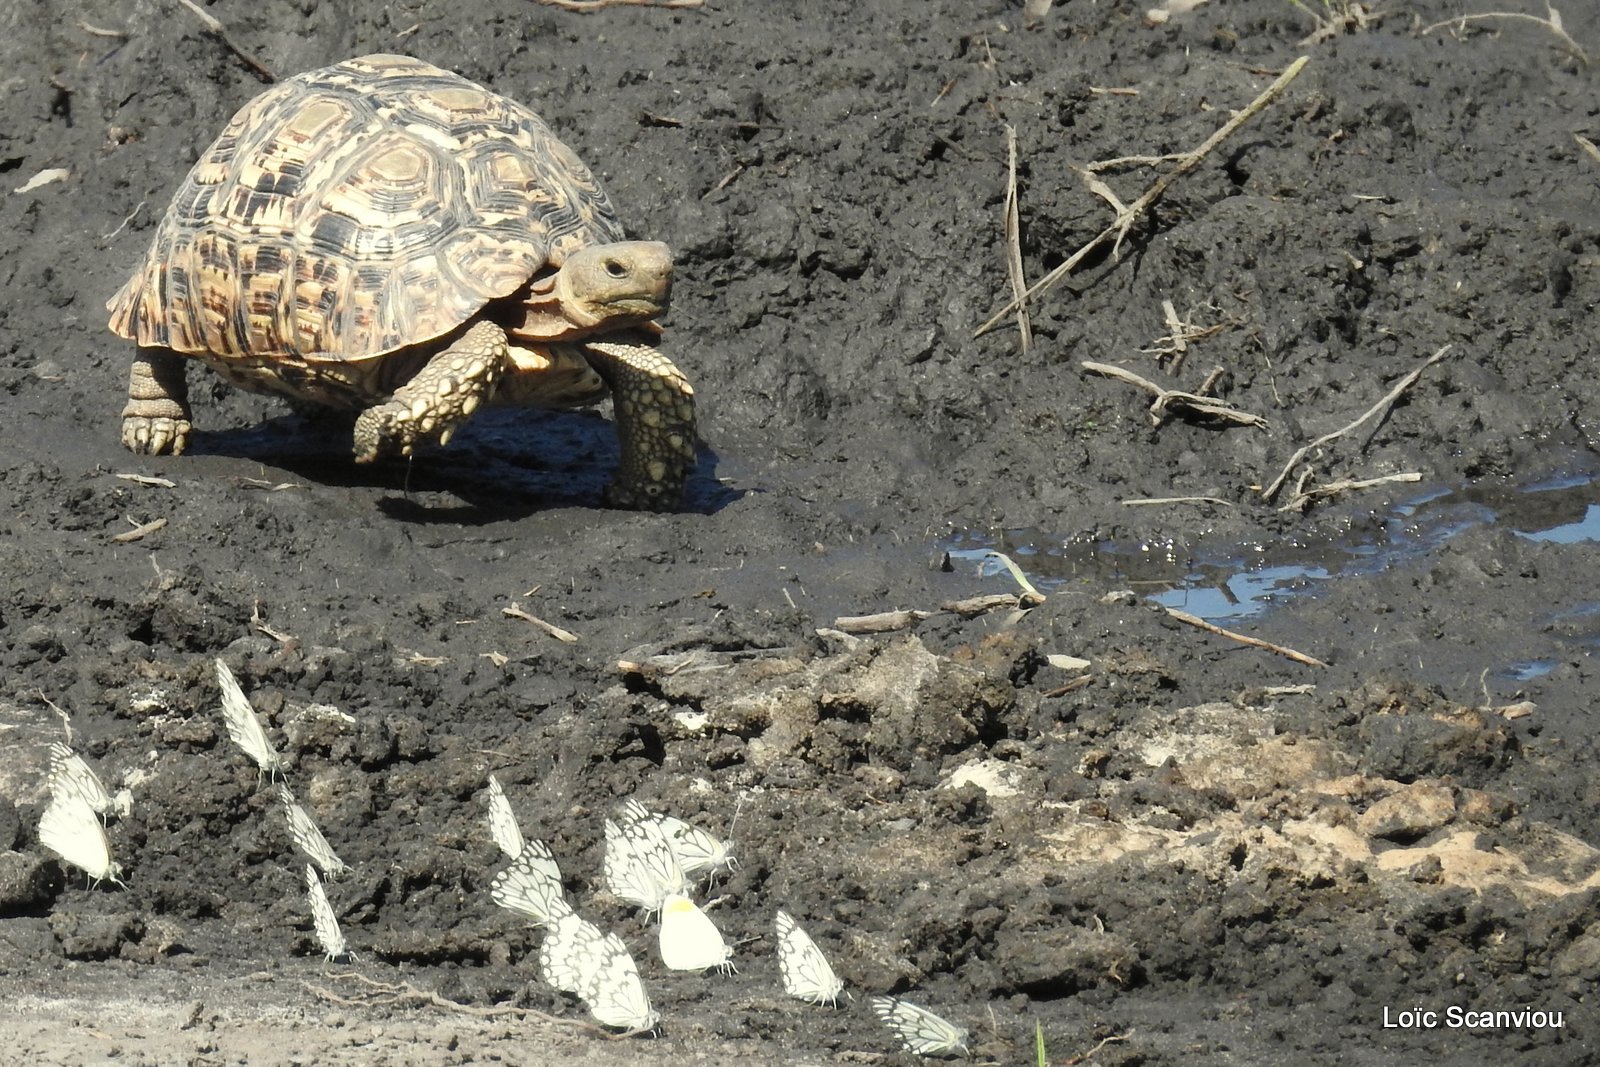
[1260, 344, 1453, 501]
[534, 0, 704, 9]
[173, 0, 276, 82]
[1121, 495, 1236, 507]
[503, 603, 580, 643]
[1278, 471, 1423, 513]
[115, 472, 175, 488]
[976, 57, 1310, 337]
[1003, 126, 1033, 353]
[1421, 7, 1588, 67]
[1081, 361, 1269, 429]
[111, 517, 167, 543]
[77, 19, 128, 37]
[1161, 606, 1328, 668]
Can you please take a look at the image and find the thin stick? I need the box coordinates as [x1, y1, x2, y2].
[1161, 606, 1327, 668]
[503, 603, 580, 643]
[1003, 125, 1033, 353]
[534, 0, 704, 9]
[1420, 10, 1588, 67]
[111, 517, 167, 543]
[1278, 471, 1422, 513]
[1081, 361, 1269, 429]
[976, 57, 1310, 337]
[830, 609, 932, 634]
[305, 975, 608, 1034]
[1122, 495, 1235, 507]
[173, 0, 276, 82]
[1260, 344, 1452, 501]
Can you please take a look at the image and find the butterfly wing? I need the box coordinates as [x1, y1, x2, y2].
[485, 775, 526, 859]
[39, 791, 121, 884]
[604, 818, 686, 914]
[278, 784, 348, 878]
[48, 743, 114, 816]
[662, 816, 735, 879]
[215, 659, 286, 777]
[870, 997, 969, 1056]
[583, 931, 658, 1031]
[490, 841, 565, 924]
[659, 893, 733, 973]
[776, 910, 844, 1006]
[538, 905, 604, 995]
[305, 864, 348, 961]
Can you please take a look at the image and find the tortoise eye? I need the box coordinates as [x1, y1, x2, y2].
[603, 259, 627, 279]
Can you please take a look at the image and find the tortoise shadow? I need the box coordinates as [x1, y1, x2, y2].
[188, 408, 737, 522]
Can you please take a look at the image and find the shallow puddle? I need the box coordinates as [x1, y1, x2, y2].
[946, 472, 1600, 678]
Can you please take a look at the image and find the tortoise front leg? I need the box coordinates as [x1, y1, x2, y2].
[122, 347, 193, 456]
[352, 320, 508, 463]
[583, 337, 697, 511]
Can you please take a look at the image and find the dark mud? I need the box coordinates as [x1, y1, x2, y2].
[2, 1, 1598, 1064]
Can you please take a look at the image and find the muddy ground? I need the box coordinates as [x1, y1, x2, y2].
[1, 0, 1598, 1063]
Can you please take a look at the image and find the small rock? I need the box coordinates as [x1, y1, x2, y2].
[1358, 782, 1456, 841]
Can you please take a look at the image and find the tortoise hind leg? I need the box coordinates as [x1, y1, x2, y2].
[583, 336, 696, 511]
[352, 320, 508, 463]
[122, 347, 193, 455]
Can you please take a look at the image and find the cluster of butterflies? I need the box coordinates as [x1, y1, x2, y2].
[483, 780, 970, 1056]
[34, 658, 973, 1058]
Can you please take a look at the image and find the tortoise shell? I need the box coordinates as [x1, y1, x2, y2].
[106, 53, 626, 362]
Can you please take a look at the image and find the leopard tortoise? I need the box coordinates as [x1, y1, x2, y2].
[107, 53, 695, 510]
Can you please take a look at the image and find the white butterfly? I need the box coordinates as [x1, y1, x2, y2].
[39, 790, 124, 886]
[603, 816, 687, 915]
[278, 784, 348, 878]
[580, 930, 658, 1031]
[658, 893, 733, 973]
[537, 899, 607, 995]
[48, 742, 114, 819]
[485, 775, 525, 859]
[304, 864, 350, 962]
[775, 910, 844, 1006]
[489, 840, 565, 924]
[617, 798, 736, 880]
[215, 659, 287, 779]
[870, 996, 969, 1057]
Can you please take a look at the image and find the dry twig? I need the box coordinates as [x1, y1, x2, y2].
[831, 609, 933, 634]
[111, 517, 167, 543]
[1082, 361, 1268, 429]
[1260, 344, 1452, 501]
[115, 472, 175, 488]
[503, 603, 580, 643]
[306, 974, 622, 1034]
[533, 0, 704, 9]
[977, 57, 1310, 336]
[1121, 495, 1235, 507]
[1161, 606, 1327, 667]
[173, 0, 276, 82]
[1003, 126, 1033, 353]
[1277, 470, 1422, 513]
[1421, 6, 1588, 67]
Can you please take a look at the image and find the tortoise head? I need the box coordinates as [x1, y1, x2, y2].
[513, 241, 672, 341]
